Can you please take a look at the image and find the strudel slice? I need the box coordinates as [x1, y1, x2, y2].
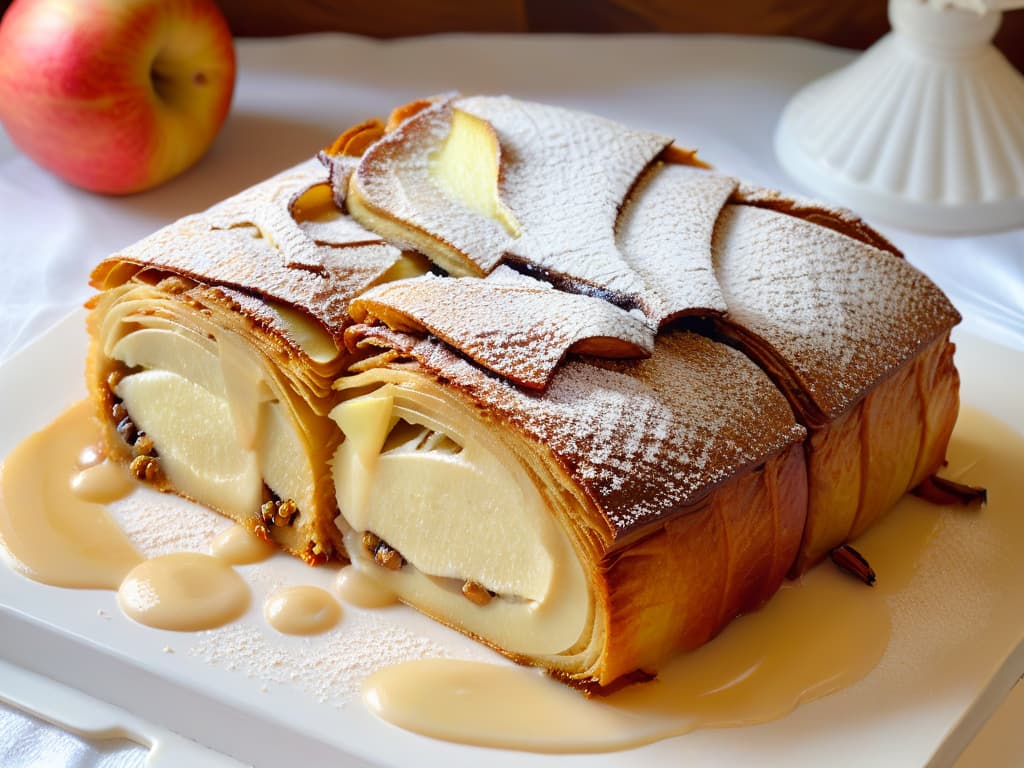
[332, 325, 807, 689]
[707, 201, 961, 570]
[81, 93, 964, 691]
[86, 160, 415, 562]
[341, 94, 962, 577]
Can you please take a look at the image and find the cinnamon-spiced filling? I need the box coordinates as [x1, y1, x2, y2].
[330, 379, 592, 658]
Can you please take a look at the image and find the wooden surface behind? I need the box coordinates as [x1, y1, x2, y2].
[0, 0, 1020, 71]
[210, 0, 1024, 69]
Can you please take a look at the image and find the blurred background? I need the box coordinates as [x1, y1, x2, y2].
[1, 0, 1022, 70]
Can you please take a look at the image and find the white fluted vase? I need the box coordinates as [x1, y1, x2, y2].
[776, 0, 1024, 234]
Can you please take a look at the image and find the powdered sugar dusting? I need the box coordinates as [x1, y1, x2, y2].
[351, 271, 654, 390]
[95, 159, 401, 335]
[316, 151, 359, 209]
[617, 163, 735, 326]
[484, 263, 548, 287]
[354, 326, 804, 538]
[188, 610, 478, 707]
[298, 213, 381, 249]
[731, 181, 901, 256]
[712, 205, 960, 422]
[351, 96, 673, 304]
[352, 99, 512, 274]
[457, 95, 671, 305]
[108, 490, 230, 559]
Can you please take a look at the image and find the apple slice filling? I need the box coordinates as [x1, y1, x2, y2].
[109, 327, 308, 519]
[97, 284, 335, 554]
[428, 108, 521, 238]
[348, 96, 673, 308]
[330, 381, 592, 658]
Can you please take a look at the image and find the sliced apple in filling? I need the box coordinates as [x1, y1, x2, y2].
[89, 275, 345, 562]
[330, 377, 591, 659]
[110, 325, 261, 516]
[336, 325, 809, 687]
[85, 154, 422, 563]
[347, 96, 673, 308]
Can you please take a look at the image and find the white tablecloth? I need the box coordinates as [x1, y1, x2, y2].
[0, 32, 1021, 767]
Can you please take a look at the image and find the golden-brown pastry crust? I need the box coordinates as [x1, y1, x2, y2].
[794, 335, 959, 570]
[83, 94, 965, 691]
[346, 324, 805, 545]
[730, 180, 903, 257]
[350, 270, 654, 390]
[342, 323, 808, 687]
[90, 160, 401, 346]
[598, 444, 806, 684]
[705, 203, 960, 569]
[709, 203, 960, 426]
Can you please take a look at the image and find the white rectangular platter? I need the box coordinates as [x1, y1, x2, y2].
[1, 310, 1022, 768]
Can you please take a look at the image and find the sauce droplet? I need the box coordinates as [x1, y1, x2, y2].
[0, 400, 142, 589]
[364, 404, 1024, 754]
[265, 585, 341, 635]
[210, 524, 277, 565]
[364, 660, 637, 753]
[118, 552, 250, 631]
[70, 460, 133, 505]
[335, 565, 398, 608]
[362, 471, 952, 753]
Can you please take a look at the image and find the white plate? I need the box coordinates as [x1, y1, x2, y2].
[1, 310, 1022, 768]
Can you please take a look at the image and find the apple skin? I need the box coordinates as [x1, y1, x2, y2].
[0, 0, 236, 194]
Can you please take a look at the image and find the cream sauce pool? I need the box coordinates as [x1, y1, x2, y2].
[362, 500, 921, 752]
[362, 405, 1024, 752]
[210, 523, 277, 565]
[0, 401, 142, 589]
[265, 585, 341, 635]
[119, 552, 250, 632]
[0, 399, 1019, 754]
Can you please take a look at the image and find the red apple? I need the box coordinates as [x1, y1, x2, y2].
[0, 0, 236, 194]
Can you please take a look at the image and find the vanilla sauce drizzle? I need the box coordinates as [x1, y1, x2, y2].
[0, 399, 1019, 753]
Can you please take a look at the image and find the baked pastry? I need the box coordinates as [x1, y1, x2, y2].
[705, 197, 960, 570]
[334, 324, 807, 688]
[85, 94, 961, 690]
[86, 159, 422, 563]
[345, 94, 961, 575]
